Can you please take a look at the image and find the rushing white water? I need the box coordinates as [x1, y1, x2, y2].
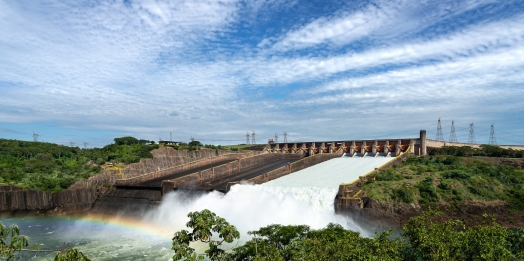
[263, 156, 396, 188]
[144, 184, 368, 240]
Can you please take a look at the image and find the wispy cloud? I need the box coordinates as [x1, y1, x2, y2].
[0, 0, 523, 144]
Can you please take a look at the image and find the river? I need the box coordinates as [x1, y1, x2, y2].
[2, 184, 367, 260]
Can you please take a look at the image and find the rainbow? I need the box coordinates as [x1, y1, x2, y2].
[54, 214, 174, 240]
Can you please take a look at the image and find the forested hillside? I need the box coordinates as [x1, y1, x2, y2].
[362, 146, 524, 210]
[0, 137, 158, 192]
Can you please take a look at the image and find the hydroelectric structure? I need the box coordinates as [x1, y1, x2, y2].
[92, 131, 436, 215]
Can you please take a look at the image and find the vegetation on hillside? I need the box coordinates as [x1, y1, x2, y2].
[361, 151, 524, 209]
[0, 137, 158, 192]
[173, 209, 524, 261]
[429, 144, 523, 158]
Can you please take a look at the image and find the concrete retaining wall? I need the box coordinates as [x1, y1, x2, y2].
[118, 153, 246, 185]
[167, 154, 302, 189]
[71, 148, 258, 189]
[335, 151, 412, 213]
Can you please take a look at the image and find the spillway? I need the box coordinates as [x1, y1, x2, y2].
[262, 153, 396, 189]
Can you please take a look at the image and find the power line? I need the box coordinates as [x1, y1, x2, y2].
[489, 124, 497, 145]
[449, 120, 458, 143]
[436, 118, 444, 142]
[468, 122, 476, 144]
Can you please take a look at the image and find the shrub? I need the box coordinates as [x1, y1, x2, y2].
[442, 169, 471, 179]
[392, 187, 415, 203]
[438, 182, 450, 190]
[417, 177, 438, 203]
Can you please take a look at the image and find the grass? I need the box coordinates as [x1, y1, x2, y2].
[361, 155, 524, 209]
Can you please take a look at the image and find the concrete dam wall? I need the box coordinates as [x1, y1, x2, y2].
[70, 148, 250, 189]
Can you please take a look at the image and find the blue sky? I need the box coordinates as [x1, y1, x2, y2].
[1, 0, 523, 147]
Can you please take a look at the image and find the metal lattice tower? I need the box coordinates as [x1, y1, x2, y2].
[251, 130, 256, 145]
[283, 131, 288, 143]
[436, 118, 444, 142]
[468, 122, 476, 144]
[33, 132, 39, 142]
[449, 120, 458, 143]
[84, 142, 88, 149]
[489, 124, 497, 145]
[246, 132, 250, 145]
[170, 132, 172, 142]
[70, 141, 75, 147]
[274, 133, 279, 143]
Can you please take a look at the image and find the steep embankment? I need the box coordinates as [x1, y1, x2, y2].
[1, 147, 248, 214]
[345, 155, 524, 228]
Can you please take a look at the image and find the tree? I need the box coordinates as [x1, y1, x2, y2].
[189, 140, 202, 147]
[172, 209, 240, 261]
[113, 136, 139, 145]
[54, 247, 91, 261]
[1, 222, 29, 259]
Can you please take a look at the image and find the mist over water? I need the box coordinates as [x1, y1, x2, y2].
[144, 184, 368, 240]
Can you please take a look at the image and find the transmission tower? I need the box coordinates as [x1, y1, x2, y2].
[449, 120, 458, 143]
[251, 130, 256, 145]
[246, 132, 250, 145]
[468, 122, 476, 144]
[274, 133, 279, 143]
[83, 141, 88, 149]
[32, 131, 39, 142]
[283, 131, 288, 143]
[489, 124, 497, 145]
[70, 141, 75, 147]
[436, 118, 444, 141]
[170, 132, 172, 142]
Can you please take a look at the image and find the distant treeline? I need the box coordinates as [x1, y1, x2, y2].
[429, 145, 523, 158]
[0, 137, 158, 192]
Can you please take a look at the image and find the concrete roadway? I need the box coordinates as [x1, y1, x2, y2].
[138, 159, 237, 187]
[196, 158, 301, 192]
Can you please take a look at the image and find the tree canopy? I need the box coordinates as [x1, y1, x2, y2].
[172, 209, 524, 261]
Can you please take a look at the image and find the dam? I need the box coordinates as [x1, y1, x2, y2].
[89, 131, 421, 215]
[1, 130, 431, 215]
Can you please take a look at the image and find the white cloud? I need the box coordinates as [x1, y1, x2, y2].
[264, 0, 498, 52]
[0, 0, 523, 144]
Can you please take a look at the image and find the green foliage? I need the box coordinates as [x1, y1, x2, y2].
[430, 145, 523, 158]
[362, 155, 524, 207]
[0, 222, 29, 260]
[392, 187, 415, 203]
[403, 210, 514, 261]
[172, 210, 524, 260]
[442, 169, 471, 179]
[54, 247, 91, 261]
[188, 140, 202, 147]
[172, 209, 240, 261]
[0, 138, 158, 192]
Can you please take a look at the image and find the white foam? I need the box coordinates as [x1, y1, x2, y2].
[144, 184, 367, 238]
